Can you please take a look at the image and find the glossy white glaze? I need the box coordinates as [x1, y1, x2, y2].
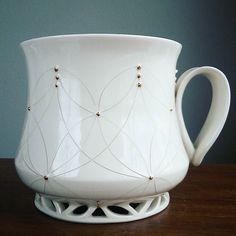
[15, 34, 230, 222]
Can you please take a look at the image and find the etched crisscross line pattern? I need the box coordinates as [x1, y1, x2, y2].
[18, 65, 177, 198]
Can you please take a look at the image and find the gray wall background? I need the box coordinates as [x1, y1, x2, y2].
[0, 0, 235, 163]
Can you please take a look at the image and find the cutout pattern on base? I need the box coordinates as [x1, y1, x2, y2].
[34, 192, 170, 223]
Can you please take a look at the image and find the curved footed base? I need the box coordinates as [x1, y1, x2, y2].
[34, 192, 169, 223]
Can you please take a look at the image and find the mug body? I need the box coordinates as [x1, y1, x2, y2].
[15, 34, 189, 201]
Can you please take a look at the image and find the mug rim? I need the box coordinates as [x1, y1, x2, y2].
[20, 34, 182, 48]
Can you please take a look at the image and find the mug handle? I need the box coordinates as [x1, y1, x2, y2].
[175, 66, 230, 166]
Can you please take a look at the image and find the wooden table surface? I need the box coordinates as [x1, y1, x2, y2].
[0, 159, 235, 236]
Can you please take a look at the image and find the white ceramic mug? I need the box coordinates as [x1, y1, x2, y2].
[15, 34, 230, 223]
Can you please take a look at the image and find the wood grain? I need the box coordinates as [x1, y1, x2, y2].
[0, 159, 235, 236]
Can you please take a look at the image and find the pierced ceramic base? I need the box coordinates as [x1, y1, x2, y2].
[34, 192, 170, 223]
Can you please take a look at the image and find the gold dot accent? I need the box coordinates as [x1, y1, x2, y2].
[96, 112, 101, 117]
[137, 82, 142, 87]
[137, 65, 141, 70]
[149, 176, 153, 180]
[44, 176, 48, 180]
[54, 66, 59, 72]
[27, 106, 31, 111]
